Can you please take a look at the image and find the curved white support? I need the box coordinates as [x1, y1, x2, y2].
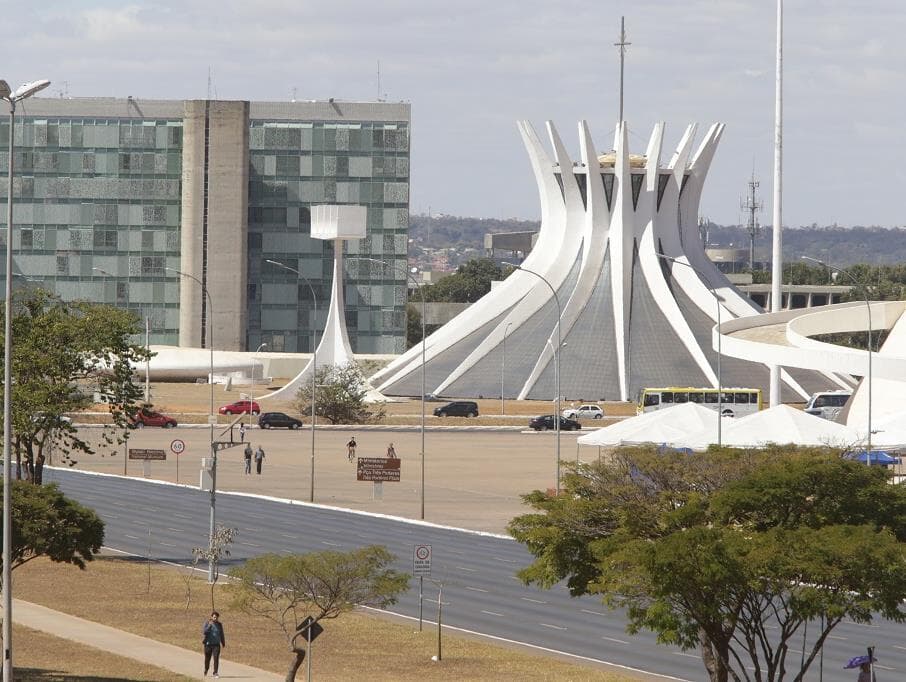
[609, 123, 634, 400]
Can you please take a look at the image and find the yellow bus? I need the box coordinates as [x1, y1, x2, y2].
[637, 387, 763, 417]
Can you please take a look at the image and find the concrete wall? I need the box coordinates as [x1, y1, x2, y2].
[179, 100, 250, 351]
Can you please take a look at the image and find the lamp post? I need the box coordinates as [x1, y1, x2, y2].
[265, 260, 319, 502]
[802, 256, 872, 455]
[349, 257, 426, 518]
[2, 76, 50, 681]
[501, 322, 513, 415]
[503, 263, 562, 494]
[166, 267, 217, 581]
[248, 342, 267, 434]
[657, 254, 724, 447]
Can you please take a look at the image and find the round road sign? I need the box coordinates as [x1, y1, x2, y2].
[415, 545, 431, 561]
[170, 439, 186, 455]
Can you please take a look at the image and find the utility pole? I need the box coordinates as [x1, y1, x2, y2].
[740, 173, 763, 271]
[614, 17, 631, 123]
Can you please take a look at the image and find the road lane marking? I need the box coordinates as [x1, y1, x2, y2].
[828, 635, 847, 641]
[165, 528, 184, 533]
[582, 609, 607, 616]
[456, 566, 477, 572]
[158, 541, 177, 547]
[241, 542, 261, 548]
[893, 644, 906, 651]
[602, 636, 628, 644]
[279, 533, 297, 539]
[124, 534, 139, 539]
[466, 587, 489, 593]
[520, 597, 547, 604]
[493, 557, 517, 563]
[321, 541, 341, 547]
[673, 652, 699, 659]
[539, 623, 567, 631]
[481, 610, 504, 617]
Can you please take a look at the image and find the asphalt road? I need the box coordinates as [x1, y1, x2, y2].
[42, 468, 903, 682]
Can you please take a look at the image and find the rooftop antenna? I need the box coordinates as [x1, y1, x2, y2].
[740, 171, 763, 271]
[613, 16, 631, 123]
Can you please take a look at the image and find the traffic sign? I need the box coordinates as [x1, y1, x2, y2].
[296, 616, 324, 643]
[128, 448, 166, 461]
[170, 439, 186, 455]
[356, 457, 401, 482]
[413, 544, 432, 576]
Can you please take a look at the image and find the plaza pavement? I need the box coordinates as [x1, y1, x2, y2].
[62, 424, 595, 534]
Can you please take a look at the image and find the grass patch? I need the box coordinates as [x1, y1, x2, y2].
[14, 556, 639, 681]
[14, 624, 195, 681]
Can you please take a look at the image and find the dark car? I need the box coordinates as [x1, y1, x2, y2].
[529, 414, 581, 431]
[433, 401, 479, 418]
[258, 412, 303, 430]
[131, 409, 177, 428]
[219, 400, 261, 415]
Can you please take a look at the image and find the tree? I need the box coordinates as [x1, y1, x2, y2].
[4, 289, 149, 482]
[509, 447, 906, 682]
[6, 481, 104, 573]
[229, 546, 409, 682]
[191, 524, 237, 611]
[421, 258, 507, 303]
[292, 362, 386, 424]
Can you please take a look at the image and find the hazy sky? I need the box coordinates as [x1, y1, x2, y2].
[4, 1, 905, 227]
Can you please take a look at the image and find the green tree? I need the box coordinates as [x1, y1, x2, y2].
[421, 258, 507, 303]
[5, 289, 149, 482]
[192, 524, 237, 611]
[292, 362, 386, 424]
[7, 481, 104, 572]
[509, 447, 906, 682]
[229, 546, 409, 682]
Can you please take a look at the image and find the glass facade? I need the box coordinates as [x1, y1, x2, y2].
[248, 120, 410, 354]
[0, 116, 184, 344]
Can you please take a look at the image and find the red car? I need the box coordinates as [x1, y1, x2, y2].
[219, 400, 261, 416]
[132, 409, 177, 428]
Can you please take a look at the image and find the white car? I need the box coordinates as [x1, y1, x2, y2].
[561, 404, 605, 420]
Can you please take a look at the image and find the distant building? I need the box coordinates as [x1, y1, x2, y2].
[2, 97, 410, 353]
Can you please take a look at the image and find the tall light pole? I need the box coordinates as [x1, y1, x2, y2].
[501, 321, 512, 415]
[349, 257, 426, 518]
[2, 76, 50, 681]
[802, 256, 872, 455]
[166, 267, 217, 581]
[265, 260, 319, 502]
[503, 263, 562, 494]
[248, 342, 267, 433]
[657, 254, 724, 447]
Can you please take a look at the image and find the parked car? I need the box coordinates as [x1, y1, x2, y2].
[529, 414, 581, 431]
[561, 404, 605, 420]
[433, 401, 479, 418]
[131, 408, 177, 428]
[258, 412, 303, 430]
[219, 400, 261, 416]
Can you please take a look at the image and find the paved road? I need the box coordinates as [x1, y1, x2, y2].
[42, 468, 903, 682]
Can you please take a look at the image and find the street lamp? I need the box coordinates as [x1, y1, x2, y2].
[349, 257, 427, 518]
[248, 342, 267, 434]
[802, 256, 873, 455]
[2, 76, 50, 680]
[657, 254, 724, 447]
[166, 267, 217, 582]
[501, 321, 513, 416]
[265, 260, 319, 503]
[503, 262, 562, 494]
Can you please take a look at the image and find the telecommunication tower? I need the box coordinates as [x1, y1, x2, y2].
[740, 173, 762, 271]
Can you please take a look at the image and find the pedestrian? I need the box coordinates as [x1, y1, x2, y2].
[254, 445, 265, 474]
[857, 662, 876, 682]
[387, 442, 397, 458]
[202, 610, 226, 678]
[243, 443, 252, 475]
[347, 437, 357, 462]
[239, 423, 246, 443]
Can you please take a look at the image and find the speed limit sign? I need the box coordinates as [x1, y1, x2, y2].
[170, 439, 186, 455]
[413, 544, 432, 576]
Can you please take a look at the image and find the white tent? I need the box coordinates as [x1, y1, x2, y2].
[679, 404, 862, 450]
[576, 402, 718, 447]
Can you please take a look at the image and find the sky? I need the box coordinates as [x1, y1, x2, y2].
[4, 0, 905, 228]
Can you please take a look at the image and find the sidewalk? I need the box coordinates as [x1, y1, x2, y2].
[14, 599, 281, 681]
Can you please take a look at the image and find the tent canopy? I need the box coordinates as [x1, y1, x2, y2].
[577, 403, 717, 447]
[678, 404, 862, 450]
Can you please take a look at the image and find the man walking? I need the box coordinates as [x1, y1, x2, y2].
[243, 443, 252, 475]
[254, 445, 265, 474]
[347, 437, 357, 462]
[202, 611, 226, 677]
[239, 422, 247, 443]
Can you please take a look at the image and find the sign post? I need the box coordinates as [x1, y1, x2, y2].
[296, 616, 324, 682]
[413, 544, 432, 631]
[128, 448, 166, 479]
[170, 439, 185, 484]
